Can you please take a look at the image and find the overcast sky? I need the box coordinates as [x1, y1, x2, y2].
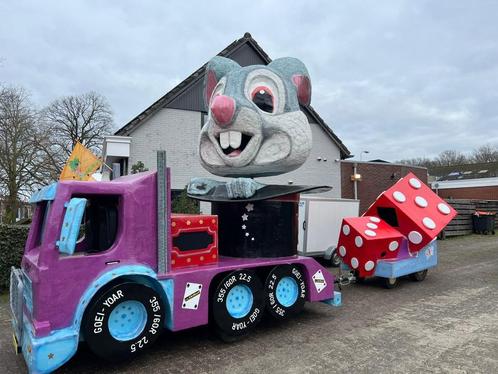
[1, 0, 497, 161]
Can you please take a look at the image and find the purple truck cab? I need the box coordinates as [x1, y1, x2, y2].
[10, 168, 339, 373]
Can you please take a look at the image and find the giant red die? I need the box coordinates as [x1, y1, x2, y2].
[364, 172, 457, 253]
[171, 214, 218, 269]
[337, 216, 404, 277]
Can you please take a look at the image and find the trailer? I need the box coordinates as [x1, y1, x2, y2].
[336, 173, 457, 288]
[9, 152, 340, 374]
[297, 197, 359, 266]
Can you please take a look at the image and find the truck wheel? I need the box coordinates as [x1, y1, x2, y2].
[383, 277, 399, 289]
[264, 265, 307, 319]
[410, 269, 428, 282]
[82, 282, 165, 361]
[354, 270, 366, 284]
[329, 250, 342, 267]
[211, 270, 264, 341]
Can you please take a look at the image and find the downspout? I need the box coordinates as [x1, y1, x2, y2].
[353, 163, 358, 200]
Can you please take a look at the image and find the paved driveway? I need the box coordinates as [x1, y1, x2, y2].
[1, 235, 498, 373]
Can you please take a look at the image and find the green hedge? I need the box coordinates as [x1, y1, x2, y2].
[0, 224, 29, 291]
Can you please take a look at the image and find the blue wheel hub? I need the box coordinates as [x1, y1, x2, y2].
[226, 284, 253, 318]
[276, 277, 298, 307]
[108, 300, 147, 341]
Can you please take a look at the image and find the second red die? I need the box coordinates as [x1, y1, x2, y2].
[337, 216, 404, 277]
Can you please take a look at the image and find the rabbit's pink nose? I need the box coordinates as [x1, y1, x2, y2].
[210, 95, 235, 126]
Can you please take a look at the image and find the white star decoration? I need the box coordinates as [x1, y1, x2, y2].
[242, 224, 246, 230]
[241, 213, 248, 221]
[245, 232, 249, 237]
[245, 203, 254, 212]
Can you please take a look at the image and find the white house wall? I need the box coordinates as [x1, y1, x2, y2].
[129, 108, 212, 189]
[129, 108, 341, 198]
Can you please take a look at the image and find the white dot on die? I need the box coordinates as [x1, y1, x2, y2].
[364, 260, 375, 271]
[351, 257, 359, 269]
[409, 178, 422, 189]
[408, 231, 423, 244]
[370, 217, 381, 223]
[355, 236, 363, 247]
[438, 203, 451, 215]
[393, 191, 406, 203]
[366, 222, 378, 229]
[339, 246, 346, 257]
[388, 241, 399, 251]
[365, 229, 377, 237]
[423, 217, 436, 230]
[342, 224, 350, 236]
[415, 196, 428, 208]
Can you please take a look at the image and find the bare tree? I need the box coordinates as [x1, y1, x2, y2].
[41, 92, 113, 174]
[397, 157, 435, 168]
[0, 86, 48, 223]
[470, 144, 498, 163]
[434, 150, 468, 167]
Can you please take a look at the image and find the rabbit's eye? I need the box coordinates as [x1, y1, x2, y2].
[251, 86, 274, 113]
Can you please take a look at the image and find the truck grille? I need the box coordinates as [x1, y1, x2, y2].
[9, 267, 24, 341]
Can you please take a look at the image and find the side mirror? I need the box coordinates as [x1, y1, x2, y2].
[57, 198, 87, 255]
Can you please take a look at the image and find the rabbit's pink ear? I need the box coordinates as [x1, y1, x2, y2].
[203, 56, 240, 108]
[204, 70, 218, 107]
[269, 57, 312, 106]
[292, 75, 311, 106]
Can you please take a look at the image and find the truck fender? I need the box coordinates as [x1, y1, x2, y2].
[73, 265, 166, 335]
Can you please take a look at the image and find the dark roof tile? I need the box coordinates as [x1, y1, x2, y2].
[115, 33, 350, 158]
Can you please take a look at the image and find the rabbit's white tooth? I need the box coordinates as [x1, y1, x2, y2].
[220, 132, 230, 149]
[229, 131, 242, 149]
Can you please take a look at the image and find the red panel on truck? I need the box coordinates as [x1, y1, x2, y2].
[171, 214, 218, 269]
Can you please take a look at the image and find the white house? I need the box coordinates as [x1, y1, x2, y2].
[110, 33, 350, 202]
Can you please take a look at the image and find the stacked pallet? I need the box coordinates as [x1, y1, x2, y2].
[441, 199, 498, 238]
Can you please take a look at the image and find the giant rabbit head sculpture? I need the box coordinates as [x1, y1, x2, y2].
[199, 56, 313, 177]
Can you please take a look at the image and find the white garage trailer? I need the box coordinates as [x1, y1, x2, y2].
[298, 197, 360, 266]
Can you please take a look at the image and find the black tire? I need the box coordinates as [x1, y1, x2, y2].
[211, 270, 264, 340]
[410, 269, 428, 282]
[264, 265, 307, 319]
[354, 271, 366, 284]
[82, 282, 165, 361]
[329, 250, 342, 267]
[383, 277, 399, 289]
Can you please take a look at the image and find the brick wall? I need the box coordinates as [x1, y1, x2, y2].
[437, 186, 498, 200]
[341, 161, 428, 214]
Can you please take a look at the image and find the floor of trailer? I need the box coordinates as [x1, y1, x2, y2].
[1, 234, 498, 374]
